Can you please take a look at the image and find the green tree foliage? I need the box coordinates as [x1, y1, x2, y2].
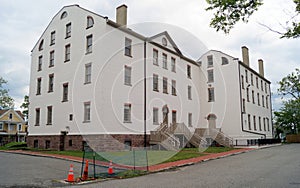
[0, 77, 14, 109]
[278, 68, 300, 100]
[20, 95, 29, 120]
[206, 0, 300, 38]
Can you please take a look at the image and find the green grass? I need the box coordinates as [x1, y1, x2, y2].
[204, 147, 236, 153]
[41, 150, 84, 158]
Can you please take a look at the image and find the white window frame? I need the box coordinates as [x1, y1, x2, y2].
[66, 22, 71, 38]
[35, 108, 40, 126]
[188, 113, 192, 127]
[36, 78, 42, 95]
[208, 87, 215, 102]
[207, 55, 213, 68]
[153, 108, 159, 125]
[153, 74, 159, 91]
[49, 51, 55, 67]
[48, 74, 54, 93]
[18, 123, 22, 131]
[207, 69, 214, 83]
[163, 77, 168, 94]
[38, 55, 42, 71]
[86, 35, 93, 54]
[171, 57, 176, 72]
[87, 16, 94, 28]
[0, 122, 3, 130]
[50, 31, 55, 45]
[162, 53, 167, 69]
[153, 49, 158, 65]
[84, 102, 91, 122]
[62, 83, 68, 102]
[188, 85, 192, 100]
[124, 65, 132, 86]
[171, 80, 176, 96]
[125, 38, 132, 57]
[85, 63, 92, 84]
[65, 44, 71, 62]
[187, 65, 191, 79]
[47, 106, 52, 125]
[124, 103, 131, 123]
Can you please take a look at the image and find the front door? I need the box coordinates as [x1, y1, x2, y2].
[162, 105, 169, 125]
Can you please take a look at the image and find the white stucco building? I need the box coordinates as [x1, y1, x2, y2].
[28, 4, 273, 150]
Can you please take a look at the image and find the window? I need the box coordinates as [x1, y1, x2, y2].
[153, 108, 159, 125]
[47, 106, 52, 125]
[171, 80, 176, 96]
[69, 140, 73, 147]
[171, 57, 176, 72]
[0, 123, 3, 130]
[257, 93, 260, 106]
[84, 102, 91, 122]
[85, 63, 92, 84]
[65, 44, 71, 62]
[34, 140, 38, 148]
[187, 65, 191, 79]
[38, 56, 42, 71]
[61, 11, 67, 19]
[207, 55, 213, 68]
[242, 98, 246, 113]
[36, 78, 42, 95]
[221, 57, 228, 65]
[153, 74, 159, 91]
[267, 118, 270, 131]
[246, 88, 249, 102]
[50, 31, 55, 45]
[208, 88, 215, 102]
[87, 16, 94, 28]
[62, 83, 68, 102]
[262, 95, 265, 107]
[8, 124, 13, 131]
[9, 113, 12, 119]
[261, 80, 264, 91]
[35, 108, 40, 126]
[49, 51, 55, 67]
[38, 40, 44, 51]
[188, 113, 192, 127]
[163, 77, 168, 94]
[48, 74, 54, 92]
[125, 38, 132, 56]
[266, 96, 269, 109]
[69, 114, 73, 121]
[250, 73, 253, 85]
[253, 116, 257, 130]
[256, 77, 259, 89]
[86, 35, 93, 54]
[172, 110, 177, 124]
[66, 23, 71, 38]
[245, 70, 248, 83]
[207, 69, 214, 83]
[45, 140, 50, 149]
[124, 66, 132, 86]
[259, 117, 262, 131]
[188, 85, 192, 100]
[241, 75, 245, 89]
[252, 90, 255, 104]
[153, 49, 158, 65]
[248, 114, 251, 130]
[263, 118, 266, 131]
[124, 104, 131, 123]
[162, 53, 167, 69]
[265, 83, 268, 94]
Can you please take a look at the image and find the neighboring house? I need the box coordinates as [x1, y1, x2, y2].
[27, 4, 273, 151]
[0, 109, 27, 145]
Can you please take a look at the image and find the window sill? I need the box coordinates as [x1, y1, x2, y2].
[153, 63, 159, 66]
[163, 67, 168, 70]
[125, 54, 132, 58]
[46, 123, 52, 126]
[153, 123, 159, 125]
[163, 92, 168, 94]
[34, 124, 40, 126]
[84, 82, 91, 85]
[83, 120, 91, 123]
[172, 93, 177, 96]
[86, 26, 93, 29]
[124, 121, 132, 123]
[153, 89, 159, 92]
[64, 59, 70, 63]
[48, 91, 53, 93]
[62, 100, 68, 103]
[50, 43, 55, 46]
[208, 100, 215, 102]
[36, 93, 41, 96]
[125, 83, 132, 86]
[49, 65, 54, 68]
[65, 36, 71, 39]
[187, 76, 191, 79]
[85, 51, 92, 55]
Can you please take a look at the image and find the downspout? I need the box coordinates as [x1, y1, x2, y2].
[144, 40, 147, 148]
[269, 84, 274, 138]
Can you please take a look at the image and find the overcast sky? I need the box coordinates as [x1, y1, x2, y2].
[0, 0, 299, 111]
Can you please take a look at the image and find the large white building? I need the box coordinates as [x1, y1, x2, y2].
[28, 4, 273, 150]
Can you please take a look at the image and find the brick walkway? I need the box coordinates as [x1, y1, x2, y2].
[2, 148, 253, 172]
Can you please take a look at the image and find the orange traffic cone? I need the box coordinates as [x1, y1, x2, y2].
[108, 160, 114, 175]
[66, 164, 75, 182]
[81, 160, 89, 181]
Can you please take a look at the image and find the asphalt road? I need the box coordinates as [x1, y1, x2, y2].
[75, 144, 300, 188]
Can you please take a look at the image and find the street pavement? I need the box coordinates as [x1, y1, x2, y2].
[73, 144, 300, 188]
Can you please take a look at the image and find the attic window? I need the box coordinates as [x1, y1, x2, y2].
[222, 57, 229, 65]
[162, 37, 167, 46]
[38, 40, 44, 51]
[87, 16, 94, 28]
[61, 11, 68, 19]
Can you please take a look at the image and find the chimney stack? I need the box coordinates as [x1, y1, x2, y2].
[241, 46, 250, 66]
[116, 4, 127, 27]
[258, 59, 264, 77]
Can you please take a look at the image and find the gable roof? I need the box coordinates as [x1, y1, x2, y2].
[148, 31, 182, 55]
[0, 109, 25, 121]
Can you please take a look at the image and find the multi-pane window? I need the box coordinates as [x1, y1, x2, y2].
[153, 49, 158, 65]
[49, 51, 54, 67]
[208, 87, 215, 102]
[87, 16, 94, 28]
[263, 117, 266, 131]
[35, 108, 40, 126]
[256, 77, 259, 89]
[246, 88, 249, 102]
[86, 35, 93, 54]
[245, 70, 248, 83]
[248, 114, 251, 130]
[50, 31, 55, 45]
[18, 124, 22, 131]
[0, 123, 3, 130]
[153, 74, 159, 91]
[262, 95, 265, 107]
[265, 83, 268, 94]
[124, 65, 132, 86]
[259, 116, 262, 131]
[171, 57, 176, 72]
[188, 85, 192, 100]
[250, 73, 253, 85]
[65, 44, 71, 62]
[85, 63, 92, 84]
[48, 74, 54, 92]
[188, 113, 192, 127]
[162, 53, 167, 69]
[207, 55, 213, 68]
[261, 80, 264, 91]
[171, 80, 176, 96]
[242, 98, 246, 113]
[266, 96, 269, 109]
[125, 38, 132, 56]
[38, 56, 42, 71]
[84, 102, 91, 122]
[38, 40, 44, 51]
[257, 93, 260, 106]
[163, 77, 168, 94]
[207, 69, 214, 83]
[267, 118, 270, 131]
[153, 108, 159, 125]
[124, 103, 131, 123]
[172, 110, 177, 124]
[252, 90, 255, 104]
[36, 78, 42, 95]
[47, 106, 52, 125]
[62, 83, 68, 102]
[241, 75, 245, 89]
[66, 23, 71, 38]
[253, 115, 256, 130]
[187, 65, 191, 79]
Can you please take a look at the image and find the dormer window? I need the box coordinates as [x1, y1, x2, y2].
[87, 16, 94, 29]
[38, 40, 44, 51]
[61, 11, 68, 19]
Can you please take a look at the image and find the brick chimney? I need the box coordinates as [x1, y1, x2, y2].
[258, 59, 264, 77]
[116, 4, 127, 27]
[242, 46, 250, 66]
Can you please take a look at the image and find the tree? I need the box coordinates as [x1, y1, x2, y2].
[0, 77, 14, 109]
[278, 68, 300, 100]
[20, 95, 29, 120]
[206, 0, 300, 38]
